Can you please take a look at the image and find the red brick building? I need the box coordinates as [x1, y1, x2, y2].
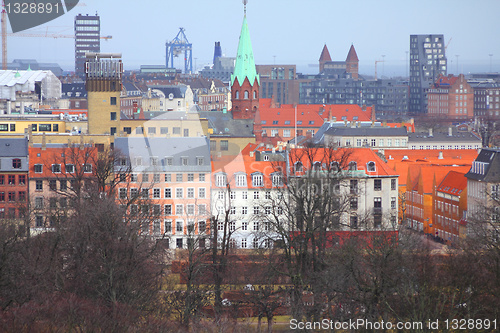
[427, 74, 473, 120]
[0, 139, 28, 220]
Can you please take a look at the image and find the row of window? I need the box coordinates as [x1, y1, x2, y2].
[216, 205, 283, 216]
[33, 164, 92, 174]
[124, 173, 206, 183]
[216, 190, 282, 201]
[0, 191, 26, 202]
[121, 156, 205, 167]
[0, 174, 26, 185]
[0, 158, 22, 170]
[215, 173, 283, 188]
[119, 187, 207, 200]
[164, 237, 272, 250]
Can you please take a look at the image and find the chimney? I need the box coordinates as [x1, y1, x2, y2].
[371, 119, 375, 128]
[328, 108, 332, 121]
[250, 151, 254, 157]
[362, 104, 366, 111]
[438, 151, 444, 159]
[42, 133, 46, 150]
[448, 127, 453, 136]
[429, 128, 433, 137]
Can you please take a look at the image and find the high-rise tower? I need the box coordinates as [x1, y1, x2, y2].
[231, 5, 259, 120]
[75, 14, 100, 77]
[85, 53, 122, 135]
[409, 34, 447, 115]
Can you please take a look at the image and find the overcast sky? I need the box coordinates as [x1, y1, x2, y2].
[6, 0, 500, 77]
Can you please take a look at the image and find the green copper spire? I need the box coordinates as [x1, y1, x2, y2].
[231, 15, 259, 86]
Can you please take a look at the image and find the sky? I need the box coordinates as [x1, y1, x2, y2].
[6, 0, 500, 77]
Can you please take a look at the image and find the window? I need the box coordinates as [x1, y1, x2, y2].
[253, 222, 259, 231]
[165, 173, 171, 182]
[60, 180, 67, 191]
[119, 188, 127, 199]
[0, 175, 3, 185]
[350, 179, 358, 194]
[199, 188, 206, 198]
[110, 97, 116, 105]
[252, 174, 264, 187]
[350, 215, 358, 229]
[350, 197, 358, 210]
[148, 127, 156, 134]
[131, 174, 138, 182]
[187, 173, 194, 182]
[253, 191, 259, 200]
[199, 173, 205, 182]
[34, 164, 43, 173]
[123, 127, 132, 134]
[142, 189, 149, 199]
[176, 174, 183, 182]
[35, 197, 44, 209]
[0, 192, 4, 201]
[241, 238, 247, 248]
[165, 205, 172, 215]
[130, 188, 139, 198]
[83, 164, 92, 173]
[294, 161, 303, 173]
[253, 238, 259, 249]
[349, 161, 357, 171]
[220, 140, 229, 151]
[36, 180, 43, 191]
[367, 161, 376, 172]
[391, 197, 396, 209]
[153, 173, 160, 182]
[374, 197, 382, 210]
[216, 174, 227, 187]
[173, 127, 181, 135]
[153, 188, 161, 198]
[110, 112, 116, 120]
[65, 164, 74, 173]
[8, 192, 15, 202]
[272, 173, 283, 187]
[176, 188, 183, 198]
[198, 204, 206, 215]
[242, 206, 248, 215]
[52, 164, 61, 173]
[230, 207, 236, 215]
[142, 173, 149, 183]
[181, 157, 188, 166]
[187, 188, 195, 198]
[165, 220, 172, 233]
[253, 206, 259, 215]
[236, 174, 247, 187]
[12, 159, 21, 169]
[391, 179, 396, 190]
[242, 191, 248, 200]
[176, 239, 183, 249]
[374, 179, 382, 191]
[18, 191, 26, 202]
[183, 129, 189, 137]
[176, 205, 184, 215]
[8, 175, 15, 185]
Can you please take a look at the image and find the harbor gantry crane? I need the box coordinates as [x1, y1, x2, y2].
[166, 27, 193, 74]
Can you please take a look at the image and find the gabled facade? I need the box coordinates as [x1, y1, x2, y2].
[427, 74, 473, 120]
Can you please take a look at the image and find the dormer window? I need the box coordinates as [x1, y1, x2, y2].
[235, 173, 247, 187]
[252, 173, 264, 187]
[263, 155, 269, 161]
[294, 161, 303, 173]
[348, 161, 357, 171]
[330, 161, 339, 172]
[215, 173, 227, 187]
[313, 161, 322, 171]
[367, 161, 376, 172]
[272, 172, 283, 187]
[12, 159, 21, 169]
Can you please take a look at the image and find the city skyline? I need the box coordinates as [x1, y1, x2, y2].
[5, 0, 500, 76]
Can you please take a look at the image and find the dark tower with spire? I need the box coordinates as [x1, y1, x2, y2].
[319, 44, 332, 73]
[345, 44, 359, 79]
[231, 0, 260, 120]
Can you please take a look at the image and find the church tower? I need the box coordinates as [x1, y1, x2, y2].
[345, 44, 359, 79]
[231, 1, 260, 120]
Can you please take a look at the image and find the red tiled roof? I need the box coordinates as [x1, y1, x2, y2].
[259, 98, 372, 127]
[436, 171, 467, 196]
[319, 44, 332, 62]
[289, 147, 397, 177]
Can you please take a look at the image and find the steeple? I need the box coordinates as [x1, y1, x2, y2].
[319, 44, 332, 72]
[345, 44, 359, 79]
[231, 1, 260, 120]
[231, 15, 259, 86]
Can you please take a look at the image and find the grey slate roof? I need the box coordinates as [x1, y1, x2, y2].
[151, 86, 184, 99]
[408, 130, 481, 143]
[199, 111, 254, 137]
[0, 138, 28, 157]
[465, 148, 500, 182]
[114, 137, 211, 173]
[324, 127, 407, 137]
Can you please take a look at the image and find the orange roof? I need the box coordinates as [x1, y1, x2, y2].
[29, 146, 97, 178]
[259, 98, 372, 127]
[407, 164, 470, 194]
[212, 143, 285, 190]
[436, 171, 467, 196]
[289, 147, 397, 177]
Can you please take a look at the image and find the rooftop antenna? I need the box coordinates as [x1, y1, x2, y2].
[243, 0, 248, 15]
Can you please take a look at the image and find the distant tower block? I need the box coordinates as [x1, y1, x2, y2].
[166, 28, 193, 74]
[75, 13, 100, 77]
[213, 41, 222, 65]
[85, 53, 123, 135]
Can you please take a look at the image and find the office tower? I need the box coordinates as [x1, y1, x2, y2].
[74, 14, 100, 77]
[409, 34, 447, 115]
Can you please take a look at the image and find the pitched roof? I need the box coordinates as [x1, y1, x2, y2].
[465, 148, 500, 182]
[231, 15, 259, 86]
[199, 111, 254, 137]
[346, 44, 359, 62]
[319, 44, 332, 62]
[324, 127, 407, 137]
[0, 138, 28, 157]
[436, 171, 467, 196]
[258, 99, 372, 128]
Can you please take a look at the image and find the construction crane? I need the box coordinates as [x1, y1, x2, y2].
[445, 37, 452, 51]
[374, 59, 384, 80]
[1, 0, 91, 69]
[166, 27, 192, 74]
